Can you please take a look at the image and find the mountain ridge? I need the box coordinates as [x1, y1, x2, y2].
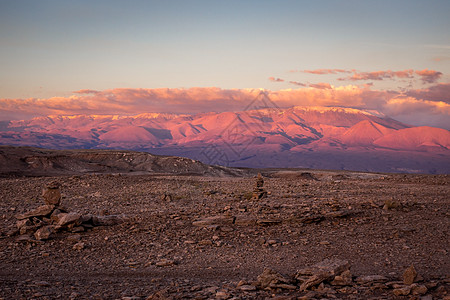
[1, 106, 449, 173]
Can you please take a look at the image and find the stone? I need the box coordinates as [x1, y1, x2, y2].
[155, 259, 175, 267]
[393, 286, 411, 296]
[79, 214, 93, 224]
[256, 268, 293, 290]
[296, 259, 350, 291]
[215, 291, 230, 299]
[73, 242, 85, 250]
[16, 205, 55, 220]
[411, 284, 428, 295]
[238, 285, 257, 291]
[296, 259, 350, 277]
[161, 193, 172, 201]
[19, 223, 39, 235]
[192, 216, 235, 227]
[92, 215, 124, 226]
[331, 270, 353, 286]
[356, 275, 389, 285]
[42, 183, 61, 206]
[50, 209, 64, 223]
[57, 212, 82, 227]
[16, 219, 32, 229]
[34, 225, 54, 240]
[71, 226, 85, 233]
[299, 272, 331, 291]
[403, 265, 418, 285]
[383, 199, 400, 210]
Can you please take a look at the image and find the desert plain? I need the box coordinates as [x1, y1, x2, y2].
[0, 152, 449, 299]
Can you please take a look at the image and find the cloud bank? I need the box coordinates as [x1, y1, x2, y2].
[1, 83, 449, 129]
[291, 68, 443, 84]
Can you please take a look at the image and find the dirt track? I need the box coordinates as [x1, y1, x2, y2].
[0, 171, 449, 299]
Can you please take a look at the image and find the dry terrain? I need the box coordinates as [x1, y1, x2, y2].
[0, 169, 449, 299]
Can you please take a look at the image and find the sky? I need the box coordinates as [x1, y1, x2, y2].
[0, 0, 449, 128]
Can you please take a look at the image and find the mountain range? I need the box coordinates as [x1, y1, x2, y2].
[1, 106, 449, 173]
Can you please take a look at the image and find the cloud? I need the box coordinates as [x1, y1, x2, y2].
[298, 69, 352, 75]
[414, 69, 443, 83]
[297, 68, 442, 84]
[0, 85, 449, 128]
[73, 89, 101, 95]
[288, 81, 307, 87]
[309, 82, 332, 89]
[405, 83, 450, 103]
[270, 77, 332, 89]
[338, 70, 415, 81]
[268, 77, 284, 82]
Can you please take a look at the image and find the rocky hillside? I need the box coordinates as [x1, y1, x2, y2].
[0, 146, 247, 177]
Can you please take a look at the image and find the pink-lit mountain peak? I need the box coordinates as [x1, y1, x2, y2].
[1, 105, 449, 173]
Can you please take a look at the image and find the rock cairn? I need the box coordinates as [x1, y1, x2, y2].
[252, 173, 267, 200]
[9, 181, 124, 241]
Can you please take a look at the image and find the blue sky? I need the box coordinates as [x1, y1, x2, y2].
[1, 0, 449, 98]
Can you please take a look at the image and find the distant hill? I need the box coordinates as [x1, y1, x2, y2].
[0, 146, 246, 177]
[1, 106, 449, 174]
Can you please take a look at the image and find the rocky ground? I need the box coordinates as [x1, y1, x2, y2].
[0, 170, 449, 299]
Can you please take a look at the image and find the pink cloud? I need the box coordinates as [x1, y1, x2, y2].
[336, 69, 442, 84]
[415, 69, 443, 83]
[338, 70, 415, 81]
[268, 77, 284, 82]
[301, 69, 351, 75]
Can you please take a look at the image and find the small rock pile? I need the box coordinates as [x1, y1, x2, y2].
[252, 173, 267, 200]
[8, 181, 124, 241]
[234, 259, 440, 299]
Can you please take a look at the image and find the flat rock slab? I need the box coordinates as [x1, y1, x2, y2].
[16, 205, 55, 220]
[57, 212, 82, 227]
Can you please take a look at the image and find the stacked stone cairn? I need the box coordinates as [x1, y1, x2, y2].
[252, 173, 267, 200]
[10, 181, 124, 241]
